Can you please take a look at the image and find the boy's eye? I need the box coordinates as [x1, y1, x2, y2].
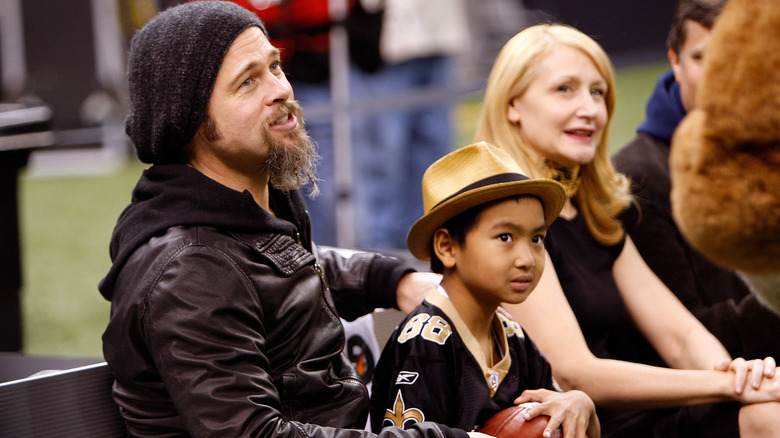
[498, 233, 513, 243]
[532, 234, 545, 244]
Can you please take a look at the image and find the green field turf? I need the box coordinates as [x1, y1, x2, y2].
[18, 60, 670, 358]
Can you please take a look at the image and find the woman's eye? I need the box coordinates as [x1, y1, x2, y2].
[591, 88, 606, 97]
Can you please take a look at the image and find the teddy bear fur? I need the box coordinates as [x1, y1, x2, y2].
[670, 0, 780, 312]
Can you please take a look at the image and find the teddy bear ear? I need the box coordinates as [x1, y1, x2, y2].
[694, 0, 780, 148]
[669, 0, 780, 294]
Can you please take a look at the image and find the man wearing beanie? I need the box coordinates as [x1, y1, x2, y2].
[99, 2, 462, 437]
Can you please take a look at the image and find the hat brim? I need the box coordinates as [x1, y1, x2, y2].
[407, 179, 565, 261]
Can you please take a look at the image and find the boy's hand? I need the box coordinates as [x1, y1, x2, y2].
[514, 389, 600, 438]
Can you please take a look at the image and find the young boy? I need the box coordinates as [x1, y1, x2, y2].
[370, 142, 600, 437]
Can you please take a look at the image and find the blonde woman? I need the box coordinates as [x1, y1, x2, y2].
[475, 23, 780, 437]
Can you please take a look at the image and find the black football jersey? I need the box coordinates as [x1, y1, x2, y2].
[370, 288, 555, 433]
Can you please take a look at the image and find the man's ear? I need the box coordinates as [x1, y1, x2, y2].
[433, 229, 457, 269]
[668, 47, 682, 83]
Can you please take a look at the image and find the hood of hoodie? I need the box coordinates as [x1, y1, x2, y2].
[98, 164, 309, 300]
[637, 70, 687, 143]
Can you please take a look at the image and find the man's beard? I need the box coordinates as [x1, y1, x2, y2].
[201, 100, 320, 197]
[261, 101, 320, 197]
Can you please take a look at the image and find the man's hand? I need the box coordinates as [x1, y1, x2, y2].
[396, 272, 441, 314]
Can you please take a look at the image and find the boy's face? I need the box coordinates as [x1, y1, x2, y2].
[443, 197, 547, 309]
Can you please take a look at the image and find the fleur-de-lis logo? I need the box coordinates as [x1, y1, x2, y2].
[383, 390, 425, 428]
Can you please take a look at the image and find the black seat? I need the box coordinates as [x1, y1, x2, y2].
[0, 362, 126, 437]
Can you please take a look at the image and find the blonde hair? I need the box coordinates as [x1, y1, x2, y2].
[475, 24, 631, 245]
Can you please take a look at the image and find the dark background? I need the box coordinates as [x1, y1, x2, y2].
[523, 0, 679, 66]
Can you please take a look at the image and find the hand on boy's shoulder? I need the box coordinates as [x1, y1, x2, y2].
[397, 272, 442, 314]
[496, 307, 525, 340]
[496, 306, 513, 320]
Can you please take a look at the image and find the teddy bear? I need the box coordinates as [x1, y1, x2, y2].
[670, 0, 780, 313]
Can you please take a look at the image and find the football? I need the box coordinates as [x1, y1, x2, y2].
[480, 402, 562, 438]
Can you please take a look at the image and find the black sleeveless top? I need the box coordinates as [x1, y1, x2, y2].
[545, 212, 663, 367]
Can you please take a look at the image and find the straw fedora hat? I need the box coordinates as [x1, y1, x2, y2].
[407, 141, 565, 261]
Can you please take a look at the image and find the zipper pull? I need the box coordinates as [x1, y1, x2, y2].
[314, 263, 330, 292]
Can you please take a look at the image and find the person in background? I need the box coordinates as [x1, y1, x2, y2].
[99, 2, 474, 437]
[474, 23, 780, 437]
[611, 0, 780, 361]
[349, 0, 469, 250]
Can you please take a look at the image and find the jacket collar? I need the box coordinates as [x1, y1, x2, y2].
[232, 233, 316, 276]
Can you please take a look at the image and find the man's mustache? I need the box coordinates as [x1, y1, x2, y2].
[267, 101, 305, 128]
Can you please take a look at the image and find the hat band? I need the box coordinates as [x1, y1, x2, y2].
[432, 173, 530, 210]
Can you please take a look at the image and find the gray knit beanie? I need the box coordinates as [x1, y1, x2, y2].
[126, 1, 267, 164]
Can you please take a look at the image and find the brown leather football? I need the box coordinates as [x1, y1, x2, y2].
[480, 403, 561, 438]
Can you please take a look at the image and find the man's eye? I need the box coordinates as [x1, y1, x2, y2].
[241, 78, 252, 87]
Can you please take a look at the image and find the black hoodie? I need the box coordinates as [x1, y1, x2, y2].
[98, 164, 309, 301]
